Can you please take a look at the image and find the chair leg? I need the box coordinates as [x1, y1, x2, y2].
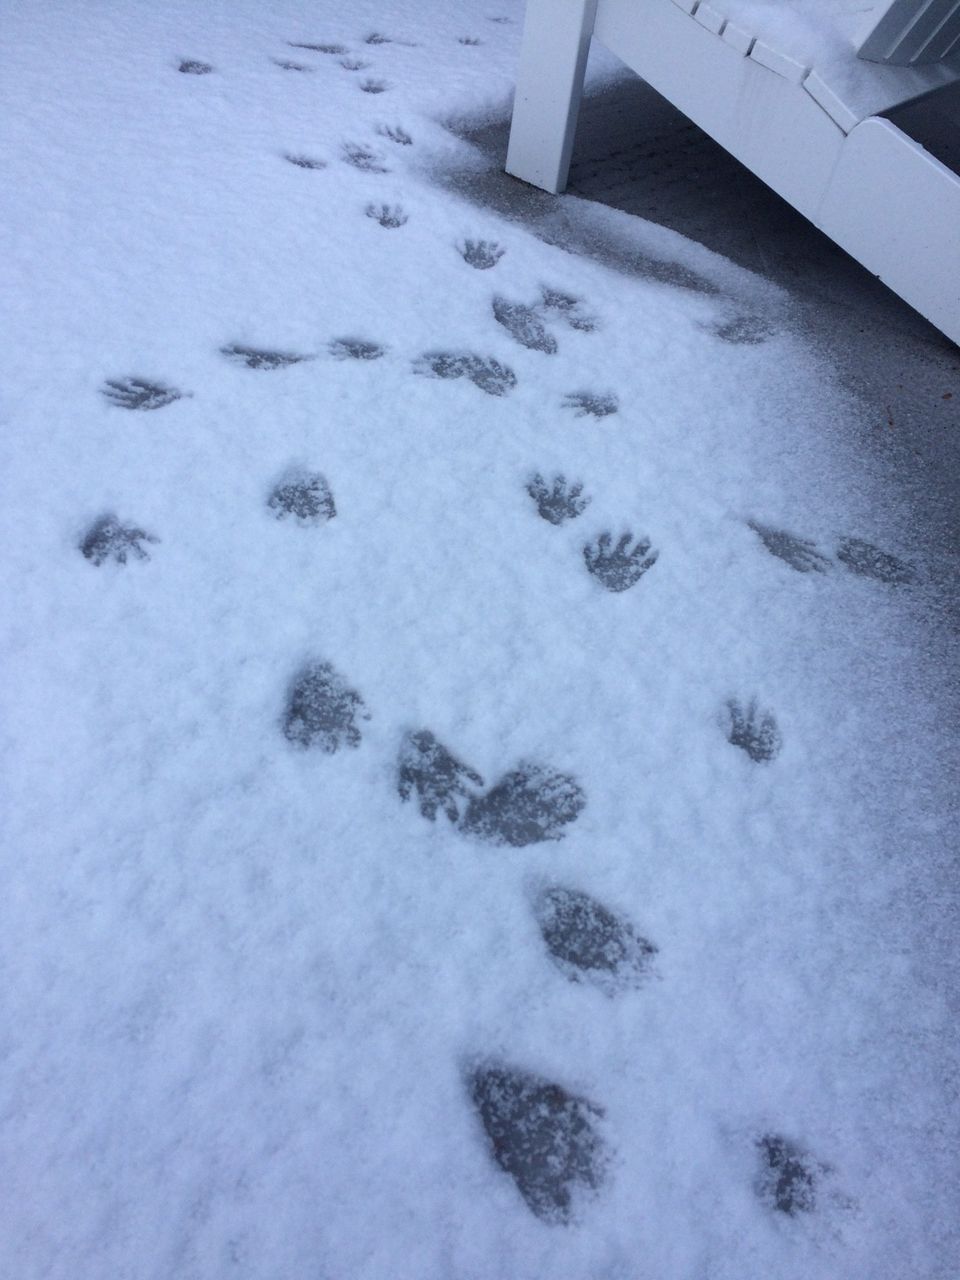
[506, 0, 599, 194]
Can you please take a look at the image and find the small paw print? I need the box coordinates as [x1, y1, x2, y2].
[273, 59, 312, 71]
[747, 521, 830, 574]
[376, 124, 412, 145]
[563, 391, 618, 418]
[836, 537, 915, 585]
[101, 378, 186, 410]
[493, 297, 557, 353]
[414, 352, 470, 381]
[179, 60, 213, 75]
[80, 514, 158, 565]
[526, 474, 590, 525]
[285, 154, 327, 170]
[363, 32, 412, 46]
[397, 730, 484, 822]
[459, 36, 482, 45]
[359, 79, 389, 94]
[534, 886, 657, 994]
[282, 661, 369, 752]
[328, 337, 385, 360]
[583, 531, 658, 592]
[756, 1135, 823, 1216]
[339, 58, 371, 71]
[288, 42, 346, 54]
[725, 698, 781, 763]
[221, 345, 312, 370]
[365, 203, 407, 228]
[540, 288, 597, 332]
[459, 764, 585, 846]
[459, 239, 504, 270]
[467, 1063, 607, 1223]
[414, 352, 516, 397]
[267, 471, 336, 524]
[342, 144, 389, 173]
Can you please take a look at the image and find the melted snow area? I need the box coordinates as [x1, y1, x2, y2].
[0, 2, 957, 1278]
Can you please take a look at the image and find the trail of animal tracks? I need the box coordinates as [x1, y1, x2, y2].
[0, 2, 957, 1277]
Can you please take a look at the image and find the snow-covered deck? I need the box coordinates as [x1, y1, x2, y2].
[0, 3, 957, 1279]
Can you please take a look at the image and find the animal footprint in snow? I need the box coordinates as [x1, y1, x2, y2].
[360, 79, 389, 94]
[273, 59, 312, 71]
[836, 537, 916, 584]
[342, 144, 389, 173]
[539, 288, 597, 332]
[459, 239, 504, 270]
[755, 1135, 825, 1217]
[459, 36, 483, 45]
[584, 531, 658, 592]
[288, 42, 347, 54]
[725, 698, 781, 763]
[414, 352, 516, 397]
[340, 58, 371, 71]
[415, 352, 471, 381]
[493, 297, 557, 353]
[221, 344, 312, 370]
[101, 378, 185, 410]
[466, 358, 517, 396]
[365, 203, 407, 228]
[364, 32, 417, 46]
[526, 474, 590, 525]
[268, 470, 335, 524]
[467, 1063, 607, 1224]
[80, 514, 158, 566]
[376, 124, 412, 145]
[747, 521, 830, 574]
[282, 661, 369, 752]
[397, 730, 484, 822]
[459, 763, 585, 847]
[533, 886, 657, 995]
[328, 337, 385, 360]
[179, 59, 213, 75]
[563, 391, 618, 418]
[285, 153, 327, 170]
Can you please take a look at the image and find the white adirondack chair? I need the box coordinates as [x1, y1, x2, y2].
[506, 0, 960, 345]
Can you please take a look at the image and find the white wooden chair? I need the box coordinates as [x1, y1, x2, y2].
[506, 0, 960, 345]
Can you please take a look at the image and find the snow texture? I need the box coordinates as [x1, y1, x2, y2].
[0, 1, 957, 1278]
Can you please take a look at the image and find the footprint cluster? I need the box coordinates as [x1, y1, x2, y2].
[397, 729, 584, 848]
[107, 25, 881, 1229]
[493, 287, 598, 355]
[749, 520, 916, 584]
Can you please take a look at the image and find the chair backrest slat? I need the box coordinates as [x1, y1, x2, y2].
[858, 0, 960, 64]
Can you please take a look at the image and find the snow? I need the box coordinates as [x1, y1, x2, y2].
[0, 1, 958, 1278]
